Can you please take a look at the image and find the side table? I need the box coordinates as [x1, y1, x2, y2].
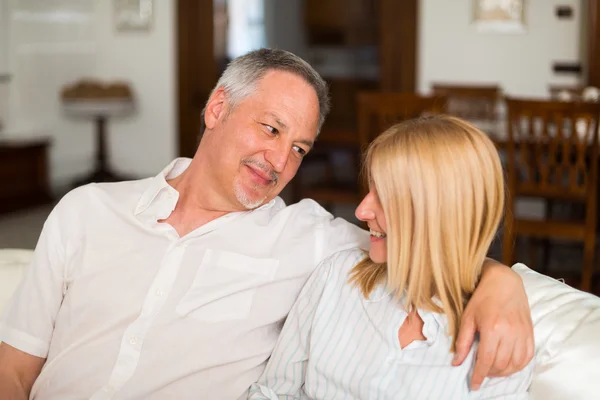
[62, 100, 135, 186]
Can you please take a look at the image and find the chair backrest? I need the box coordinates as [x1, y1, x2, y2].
[549, 85, 600, 103]
[357, 92, 447, 151]
[505, 98, 600, 201]
[548, 85, 585, 101]
[432, 84, 500, 121]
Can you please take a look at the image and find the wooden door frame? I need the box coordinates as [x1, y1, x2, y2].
[587, 0, 600, 86]
[379, 0, 418, 92]
[177, 0, 217, 158]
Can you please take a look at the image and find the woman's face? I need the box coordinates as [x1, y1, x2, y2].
[355, 186, 387, 263]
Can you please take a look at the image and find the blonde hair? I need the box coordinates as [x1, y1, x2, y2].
[348, 115, 505, 351]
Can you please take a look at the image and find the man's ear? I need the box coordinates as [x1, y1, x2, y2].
[204, 87, 228, 130]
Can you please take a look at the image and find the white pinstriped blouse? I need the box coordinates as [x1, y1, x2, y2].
[249, 248, 533, 399]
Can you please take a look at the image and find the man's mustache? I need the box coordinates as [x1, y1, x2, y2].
[242, 158, 279, 185]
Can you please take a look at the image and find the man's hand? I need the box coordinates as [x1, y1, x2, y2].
[452, 260, 534, 391]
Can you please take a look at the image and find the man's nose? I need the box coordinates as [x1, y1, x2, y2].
[265, 143, 291, 173]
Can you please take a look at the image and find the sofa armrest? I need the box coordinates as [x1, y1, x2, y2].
[0, 249, 34, 315]
[512, 263, 600, 399]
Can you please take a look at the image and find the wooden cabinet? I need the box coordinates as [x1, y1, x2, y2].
[0, 138, 52, 214]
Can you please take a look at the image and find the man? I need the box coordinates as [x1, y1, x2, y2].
[0, 49, 533, 399]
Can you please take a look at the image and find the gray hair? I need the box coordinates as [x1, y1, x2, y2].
[199, 48, 330, 140]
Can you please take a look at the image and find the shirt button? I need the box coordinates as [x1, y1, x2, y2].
[129, 336, 138, 345]
[155, 289, 163, 297]
[104, 385, 115, 393]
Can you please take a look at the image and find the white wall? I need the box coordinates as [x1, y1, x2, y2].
[418, 0, 583, 97]
[0, 0, 8, 75]
[3, 0, 175, 191]
[0, 0, 11, 129]
[93, 0, 175, 180]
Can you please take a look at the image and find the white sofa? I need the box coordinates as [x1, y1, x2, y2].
[0, 250, 599, 398]
[0, 249, 33, 314]
[513, 263, 600, 399]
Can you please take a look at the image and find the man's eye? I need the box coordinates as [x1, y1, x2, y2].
[293, 145, 307, 156]
[264, 124, 279, 135]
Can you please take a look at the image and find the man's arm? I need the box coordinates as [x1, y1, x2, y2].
[0, 343, 45, 399]
[453, 258, 534, 391]
[0, 192, 77, 398]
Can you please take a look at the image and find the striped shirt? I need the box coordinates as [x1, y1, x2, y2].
[248, 249, 533, 399]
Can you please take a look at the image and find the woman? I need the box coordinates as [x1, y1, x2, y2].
[248, 115, 534, 399]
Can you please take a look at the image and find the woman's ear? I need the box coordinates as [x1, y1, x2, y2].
[204, 87, 228, 130]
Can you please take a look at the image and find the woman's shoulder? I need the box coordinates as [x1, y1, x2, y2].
[321, 247, 368, 275]
[310, 248, 369, 290]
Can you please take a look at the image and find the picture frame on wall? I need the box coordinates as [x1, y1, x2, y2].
[114, 0, 153, 31]
[472, 0, 526, 33]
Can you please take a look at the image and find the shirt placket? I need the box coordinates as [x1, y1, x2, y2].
[90, 241, 187, 399]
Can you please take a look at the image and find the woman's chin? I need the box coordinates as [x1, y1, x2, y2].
[369, 250, 386, 264]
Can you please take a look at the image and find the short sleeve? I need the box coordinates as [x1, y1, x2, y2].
[0, 202, 68, 358]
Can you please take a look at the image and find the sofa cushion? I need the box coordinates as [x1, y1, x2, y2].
[0, 249, 34, 316]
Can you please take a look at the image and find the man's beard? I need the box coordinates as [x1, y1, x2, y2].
[234, 158, 279, 209]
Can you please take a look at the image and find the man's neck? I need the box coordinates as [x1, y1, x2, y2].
[160, 157, 242, 237]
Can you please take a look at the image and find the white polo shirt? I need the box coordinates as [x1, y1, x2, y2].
[0, 158, 368, 400]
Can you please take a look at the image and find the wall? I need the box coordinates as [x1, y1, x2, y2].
[93, 0, 175, 180]
[3, 0, 175, 191]
[418, 0, 583, 97]
[0, 0, 8, 75]
[0, 0, 10, 128]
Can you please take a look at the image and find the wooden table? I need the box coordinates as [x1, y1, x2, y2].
[63, 100, 135, 186]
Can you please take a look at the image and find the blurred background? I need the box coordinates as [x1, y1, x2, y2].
[0, 0, 599, 293]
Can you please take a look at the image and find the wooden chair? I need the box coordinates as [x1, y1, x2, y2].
[357, 91, 447, 154]
[549, 85, 600, 103]
[295, 92, 446, 209]
[502, 98, 600, 291]
[549, 85, 585, 101]
[432, 84, 501, 125]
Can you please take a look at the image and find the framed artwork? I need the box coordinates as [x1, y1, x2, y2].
[114, 0, 154, 31]
[472, 0, 526, 33]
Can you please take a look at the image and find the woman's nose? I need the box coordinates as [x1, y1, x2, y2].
[355, 194, 375, 221]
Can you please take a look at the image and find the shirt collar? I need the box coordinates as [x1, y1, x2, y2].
[134, 157, 279, 217]
[134, 158, 189, 216]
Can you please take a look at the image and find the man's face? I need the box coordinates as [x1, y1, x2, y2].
[202, 70, 321, 210]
